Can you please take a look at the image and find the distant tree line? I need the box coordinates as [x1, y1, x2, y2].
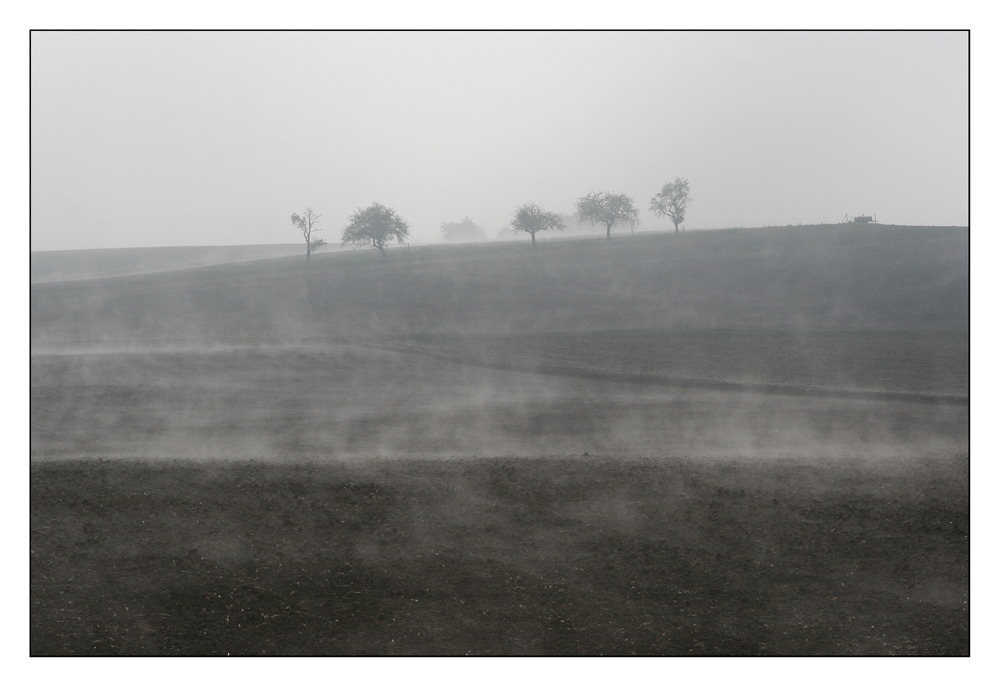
[291, 202, 411, 259]
[513, 177, 691, 246]
[291, 177, 691, 257]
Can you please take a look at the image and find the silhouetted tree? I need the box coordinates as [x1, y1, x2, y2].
[650, 178, 692, 233]
[341, 202, 410, 257]
[575, 191, 640, 240]
[291, 208, 326, 261]
[510, 203, 565, 246]
[441, 216, 488, 243]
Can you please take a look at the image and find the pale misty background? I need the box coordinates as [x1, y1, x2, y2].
[30, 31, 968, 252]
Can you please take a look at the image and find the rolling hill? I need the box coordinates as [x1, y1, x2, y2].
[30, 243, 305, 284]
[31, 224, 968, 345]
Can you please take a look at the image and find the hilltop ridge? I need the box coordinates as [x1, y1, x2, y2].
[31, 224, 968, 345]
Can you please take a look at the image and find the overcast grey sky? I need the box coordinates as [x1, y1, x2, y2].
[30, 31, 968, 251]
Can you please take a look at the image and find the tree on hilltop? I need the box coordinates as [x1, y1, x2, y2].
[650, 178, 692, 233]
[510, 203, 565, 246]
[575, 191, 640, 240]
[291, 208, 326, 261]
[341, 202, 410, 257]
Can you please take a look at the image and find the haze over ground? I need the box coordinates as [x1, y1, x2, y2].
[17, 12, 988, 682]
[30, 31, 968, 251]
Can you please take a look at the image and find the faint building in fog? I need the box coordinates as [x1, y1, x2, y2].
[441, 217, 488, 243]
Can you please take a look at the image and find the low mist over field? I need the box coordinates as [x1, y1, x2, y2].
[31, 222, 968, 655]
[32, 224, 968, 463]
[30, 30, 968, 657]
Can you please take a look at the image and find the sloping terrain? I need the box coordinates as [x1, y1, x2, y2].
[30, 345, 968, 462]
[30, 243, 305, 284]
[31, 225, 969, 344]
[361, 329, 968, 399]
[30, 224, 969, 655]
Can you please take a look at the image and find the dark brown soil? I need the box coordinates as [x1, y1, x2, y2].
[30, 455, 968, 656]
[30, 229, 970, 657]
[29, 345, 969, 462]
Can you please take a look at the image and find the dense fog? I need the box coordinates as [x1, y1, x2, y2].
[31, 32, 968, 252]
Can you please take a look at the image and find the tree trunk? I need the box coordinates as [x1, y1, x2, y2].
[306, 242, 311, 261]
[530, 232, 536, 246]
[673, 220, 680, 233]
[606, 224, 611, 240]
[377, 243, 387, 258]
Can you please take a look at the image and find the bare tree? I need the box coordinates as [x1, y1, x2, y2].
[341, 202, 410, 257]
[510, 202, 565, 246]
[650, 178, 692, 233]
[291, 208, 326, 261]
[575, 191, 640, 240]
